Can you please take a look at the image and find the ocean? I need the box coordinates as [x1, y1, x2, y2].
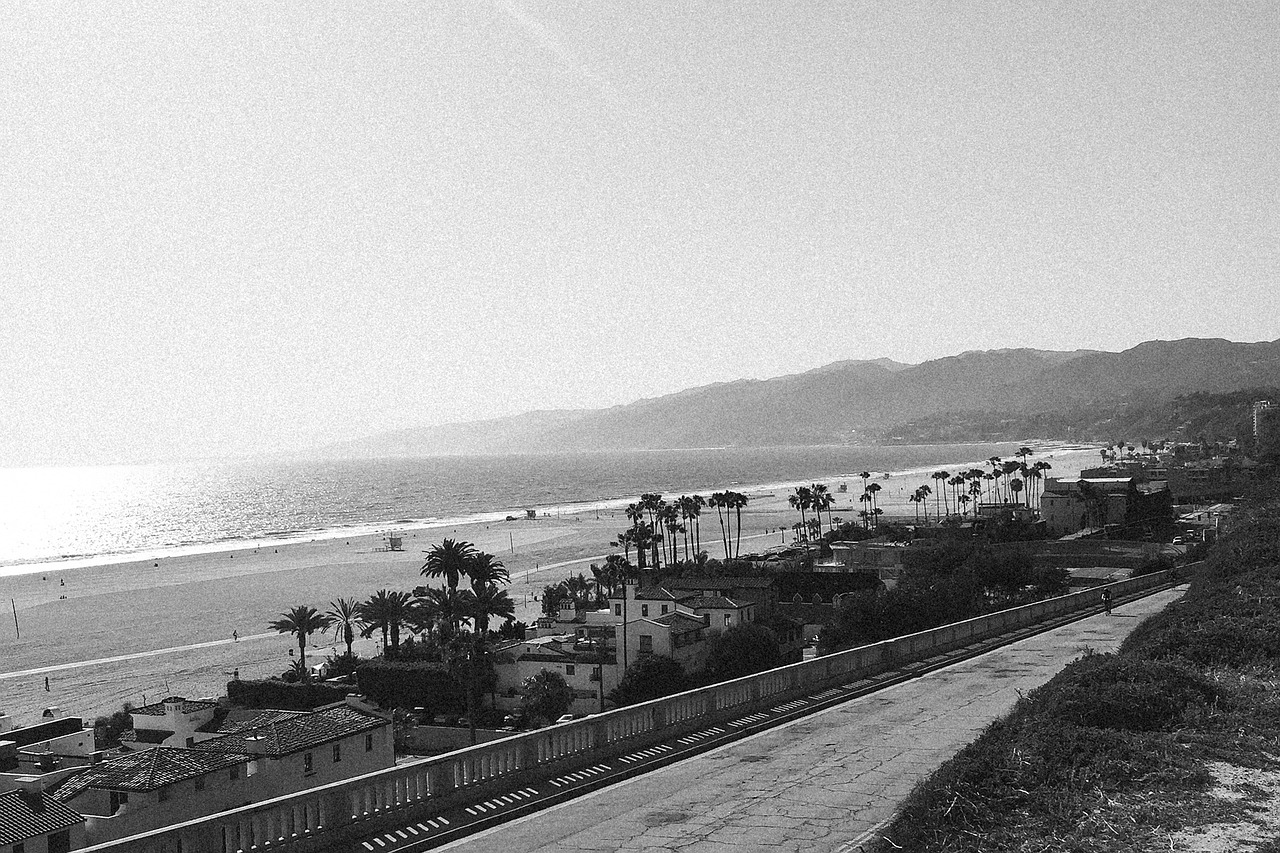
[0, 443, 1060, 571]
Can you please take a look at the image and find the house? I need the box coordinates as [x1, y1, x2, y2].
[50, 697, 392, 848]
[0, 781, 85, 853]
[119, 696, 224, 750]
[1040, 477, 1172, 538]
[491, 633, 618, 717]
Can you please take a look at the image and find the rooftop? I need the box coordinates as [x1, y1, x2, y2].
[683, 595, 747, 610]
[652, 612, 707, 635]
[194, 705, 387, 758]
[129, 697, 219, 717]
[51, 748, 250, 802]
[0, 789, 85, 846]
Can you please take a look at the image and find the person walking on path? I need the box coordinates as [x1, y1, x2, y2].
[232, 630, 239, 642]
[1101, 587, 1113, 616]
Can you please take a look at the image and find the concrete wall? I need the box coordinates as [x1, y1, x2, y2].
[78, 571, 1172, 853]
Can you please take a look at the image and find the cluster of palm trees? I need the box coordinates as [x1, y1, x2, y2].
[907, 449, 1054, 523]
[788, 483, 840, 541]
[269, 538, 516, 679]
[612, 491, 750, 567]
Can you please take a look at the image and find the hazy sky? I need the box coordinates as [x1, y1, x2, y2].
[2, 2, 1277, 465]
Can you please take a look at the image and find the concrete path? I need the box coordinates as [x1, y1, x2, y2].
[438, 585, 1187, 853]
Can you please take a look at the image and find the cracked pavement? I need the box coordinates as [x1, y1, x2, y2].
[439, 586, 1186, 853]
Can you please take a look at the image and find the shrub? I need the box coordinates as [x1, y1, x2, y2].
[1030, 653, 1223, 732]
[226, 679, 348, 710]
[520, 669, 573, 723]
[608, 656, 689, 707]
[355, 659, 464, 714]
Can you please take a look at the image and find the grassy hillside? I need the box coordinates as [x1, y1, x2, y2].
[873, 476, 1280, 852]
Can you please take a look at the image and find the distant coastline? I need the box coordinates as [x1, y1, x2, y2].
[0, 441, 1097, 577]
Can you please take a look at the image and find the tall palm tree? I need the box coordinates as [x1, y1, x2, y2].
[810, 484, 831, 533]
[326, 597, 363, 658]
[625, 503, 650, 570]
[909, 488, 923, 523]
[467, 552, 509, 597]
[467, 584, 516, 639]
[788, 486, 812, 542]
[357, 589, 414, 659]
[859, 492, 872, 528]
[422, 538, 478, 592]
[690, 494, 706, 554]
[710, 492, 730, 557]
[269, 605, 333, 681]
[866, 482, 882, 526]
[416, 585, 471, 640]
[918, 484, 932, 523]
[931, 471, 950, 517]
[726, 491, 749, 557]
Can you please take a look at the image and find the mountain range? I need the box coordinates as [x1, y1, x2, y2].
[319, 338, 1280, 458]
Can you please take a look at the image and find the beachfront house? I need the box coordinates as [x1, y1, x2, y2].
[50, 697, 392, 848]
[119, 696, 224, 750]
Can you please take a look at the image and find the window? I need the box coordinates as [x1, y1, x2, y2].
[194, 776, 205, 791]
[641, 604, 649, 617]
[303, 752, 314, 775]
[724, 614, 732, 627]
[638, 634, 653, 654]
[332, 743, 342, 763]
[158, 788, 169, 803]
[614, 604, 622, 617]
[229, 765, 241, 780]
[660, 604, 668, 615]
[565, 664, 575, 676]
[365, 733, 374, 752]
[109, 791, 129, 813]
[185, 736, 195, 747]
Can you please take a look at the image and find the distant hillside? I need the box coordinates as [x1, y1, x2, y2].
[318, 339, 1280, 458]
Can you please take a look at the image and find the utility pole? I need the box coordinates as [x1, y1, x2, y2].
[10, 599, 19, 639]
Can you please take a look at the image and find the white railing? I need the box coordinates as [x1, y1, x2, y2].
[79, 572, 1171, 853]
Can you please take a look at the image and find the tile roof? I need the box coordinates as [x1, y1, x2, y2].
[633, 586, 681, 601]
[0, 790, 85, 846]
[664, 576, 777, 590]
[50, 748, 250, 802]
[194, 706, 387, 758]
[130, 697, 219, 716]
[652, 612, 707, 635]
[684, 595, 746, 610]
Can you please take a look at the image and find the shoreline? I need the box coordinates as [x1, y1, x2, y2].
[0, 444, 1097, 726]
[0, 441, 1098, 577]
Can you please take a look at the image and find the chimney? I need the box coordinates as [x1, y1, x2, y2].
[14, 777, 44, 813]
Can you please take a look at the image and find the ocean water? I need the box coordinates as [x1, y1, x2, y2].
[0, 443, 1043, 570]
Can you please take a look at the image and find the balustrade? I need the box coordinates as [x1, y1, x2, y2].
[82, 572, 1170, 853]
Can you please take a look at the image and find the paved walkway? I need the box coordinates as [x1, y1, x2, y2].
[439, 585, 1187, 853]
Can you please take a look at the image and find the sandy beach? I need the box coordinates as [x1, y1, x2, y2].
[0, 448, 1096, 727]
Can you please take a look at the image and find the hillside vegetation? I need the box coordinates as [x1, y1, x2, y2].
[874, 476, 1280, 852]
[321, 338, 1280, 457]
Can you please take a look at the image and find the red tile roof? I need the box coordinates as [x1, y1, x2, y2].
[130, 697, 219, 716]
[0, 790, 84, 846]
[50, 748, 250, 802]
[194, 706, 387, 758]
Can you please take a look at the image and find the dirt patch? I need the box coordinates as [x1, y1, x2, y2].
[1172, 762, 1280, 852]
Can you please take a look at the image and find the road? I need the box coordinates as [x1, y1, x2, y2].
[389, 584, 1185, 853]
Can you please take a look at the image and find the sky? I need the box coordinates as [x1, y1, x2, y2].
[2, 1, 1278, 466]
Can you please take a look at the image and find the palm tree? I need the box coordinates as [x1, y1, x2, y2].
[422, 538, 478, 592]
[918, 484, 932, 523]
[1010, 478, 1025, 505]
[467, 552, 509, 597]
[357, 590, 413, 659]
[726, 491, 749, 557]
[326, 597, 363, 658]
[859, 492, 872, 528]
[269, 605, 333, 681]
[810, 484, 831, 533]
[788, 487, 812, 541]
[611, 529, 635, 564]
[416, 586, 471, 640]
[710, 492, 730, 557]
[866, 482, 882, 526]
[909, 488, 923, 523]
[931, 471, 950, 517]
[625, 503, 650, 570]
[690, 494, 706, 554]
[467, 584, 516, 639]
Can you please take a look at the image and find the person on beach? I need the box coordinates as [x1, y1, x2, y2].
[232, 630, 239, 642]
[1101, 588, 1113, 616]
